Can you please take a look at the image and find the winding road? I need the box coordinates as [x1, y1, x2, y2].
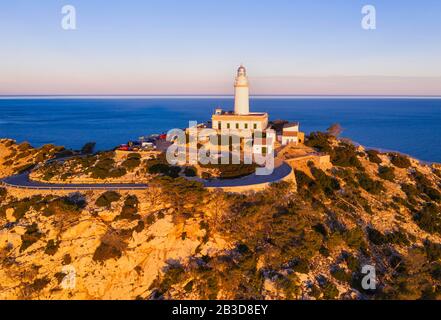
[1, 160, 293, 191]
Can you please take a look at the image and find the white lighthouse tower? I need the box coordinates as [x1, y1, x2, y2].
[234, 65, 250, 115]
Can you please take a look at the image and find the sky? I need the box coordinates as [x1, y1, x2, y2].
[0, 0, 440, 96]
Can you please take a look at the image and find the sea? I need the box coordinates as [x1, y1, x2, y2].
[0, 97, 440, 163]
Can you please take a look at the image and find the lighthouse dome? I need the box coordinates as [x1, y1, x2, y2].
[237, 65, 246, 74]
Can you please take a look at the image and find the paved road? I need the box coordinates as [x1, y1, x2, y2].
[202, 162, 292, 188]
[1, 160, 292, 191]
[1, 172, 149, 190]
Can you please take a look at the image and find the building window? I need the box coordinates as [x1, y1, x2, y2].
[236, 123, 239, 129]
[245, 123, 248, 129]
[218, 122, 221, 130]
[227, 123, 230, 129]
[253, 123, 257, 130]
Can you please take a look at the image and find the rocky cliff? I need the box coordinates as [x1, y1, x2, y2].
[1, 135, 441, 300]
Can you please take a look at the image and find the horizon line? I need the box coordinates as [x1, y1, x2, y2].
[1, 94, 441, 100]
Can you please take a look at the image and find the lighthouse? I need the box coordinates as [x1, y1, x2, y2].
[234, 65, 250, 115]
[211, 65, 268, 132]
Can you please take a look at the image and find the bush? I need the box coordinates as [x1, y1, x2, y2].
[390, 153, 411, 168]
[331, 266, 351, 283]
[93, 242, 122, 262]
[367, 227, 410, 246]
[44, 240, 59, 256]
[321, 279, 339, 299]
[184, 166, 197, 177]
[366, 150, 382, 164]
[412, 170, 441, 202]
[43, 194, 86, 217]
[344, 227, 366, 250]
[311, 167, 340, 196]
[331, 144, 362, 168]
[424, 240, 441, 262]
[378, 166, 395, 181]
[356, 172, 384, 195]
[305, 132, 333, 153]
[93, 232, 127, 262]
[401, 183, 419, 202]
[289, 258, 310, 274]
[20, 223, 42, 252]
[414, 203, 441, 235]
[122, 154, 141, 171]
[294, 170, 319, 195]
[81, 142, 96, 154]
[0, 188, 6, 201]
[117, 195, 140, 221]
[95, 191, 121, 208]
[17, 142, 32, 151]
[148, 163, 180, 178]
[200, 163, 257, 179]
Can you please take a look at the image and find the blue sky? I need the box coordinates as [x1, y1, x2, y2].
[1, 0, 440, 95]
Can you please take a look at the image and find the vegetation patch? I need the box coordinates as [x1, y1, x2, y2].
[20, 223, 43, 252]
[366, 150, 382, 164]
[121, 153, 141, 171]
[95, 191, 121, 208]
[93, 232, 128, 263]
[115, 195, 140, 221]
[378, 166, 395, 181]
[413, 203, 441, 235]
[389, 153, 411, 168]
[356, 172, 384, 195]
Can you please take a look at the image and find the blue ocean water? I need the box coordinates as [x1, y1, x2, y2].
[0, 98, 440, 162]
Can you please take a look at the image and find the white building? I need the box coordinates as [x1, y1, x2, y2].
[281, 122, 302, 145]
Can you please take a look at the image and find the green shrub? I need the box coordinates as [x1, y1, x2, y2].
[367, 227, 410, 246]
[344, 227, 366, 249]
[356, 172, 384, 195]
[20, 223, 42, 252]
[367, 227, 387, 245]
[413, 203, 441, 235]
[95, 191, 121, 208]
[17, 142, 32, 151]
[289, 258, 310, 274]
[305, 132, 333, 153]
[321, 279, 339, 299]
[184, 166, 197, 177]
[44, 240, 59, 256]
[366, 150, 382, 164]
[93, 242, 122, 262]
[411, 171, 441, 202]
[294, 170, 319, 195]
[311, 167, 340, 196]
[343, 253, 360, 272]
[424, 240, 441, 262]
[331, 144, 362, 168]
[378, 166, 395, 181]
[80, 142, 96, 154]
[200, 163, 257, 179]
[122, 155, 141, 171]
[117, 195, 139, 221]
[390, 153, 411, 168]
[331, 266, 351, 283]
[0, 188, 6, 201]
[401, 183, 419, 203]
[42, 194, 85, 217]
